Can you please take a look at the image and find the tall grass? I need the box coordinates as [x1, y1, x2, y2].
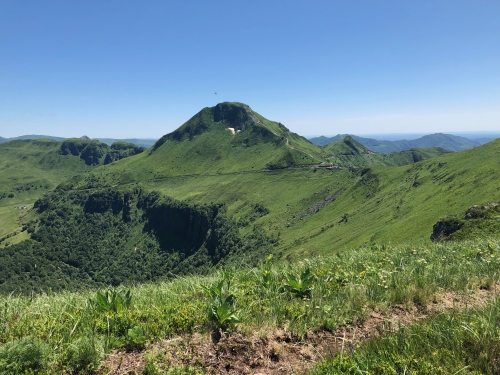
[0, 237, 499, 373]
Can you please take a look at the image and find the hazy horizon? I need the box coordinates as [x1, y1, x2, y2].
[3, 131, 500, 144]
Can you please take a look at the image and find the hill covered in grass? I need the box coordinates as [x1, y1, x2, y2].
[321, 136, 452, 168]
[2, 138, 498, 293]
[1, 103, 499, 296]
[0, 138, 145, 198]
[69, 135, 499, 258]
[1, 104, 500, 374]
[0, 134, 156, 148]
[0, 139, 145, 244]
[0, 134, 66, 144]
[323, 135, 372, 155]
[94, 102, 322, 183]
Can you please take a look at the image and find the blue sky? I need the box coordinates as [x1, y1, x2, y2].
[1, 1, 499, 138]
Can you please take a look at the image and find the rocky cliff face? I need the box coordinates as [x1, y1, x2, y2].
[59, 139, 145, 165]
[430, 217, 463, 241]
[430, 202, 500, 242]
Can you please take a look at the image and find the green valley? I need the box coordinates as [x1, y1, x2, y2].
[1, 102, 500, 375]
[2, 103, 499, 288]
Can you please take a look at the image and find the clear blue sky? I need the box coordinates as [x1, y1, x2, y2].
[1, 1, 499, 138]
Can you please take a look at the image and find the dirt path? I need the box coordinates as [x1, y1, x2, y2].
[99, 286, 498, 375]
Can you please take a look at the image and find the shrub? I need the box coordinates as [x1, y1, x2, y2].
[64, 335, 102, 373]
[125, 325, 147, 351]
[0, 337, 52, 375]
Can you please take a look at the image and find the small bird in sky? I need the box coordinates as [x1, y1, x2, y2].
[214, 92, 217, 95]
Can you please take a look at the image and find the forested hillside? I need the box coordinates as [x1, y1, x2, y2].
[0, 187, 274, 294]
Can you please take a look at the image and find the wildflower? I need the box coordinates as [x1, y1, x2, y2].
[347, 342, 356, 352]
[359, 270, 366, 276]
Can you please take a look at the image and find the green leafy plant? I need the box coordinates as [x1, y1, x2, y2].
[261, 254, 274, 288]
[205, 273, 240, 332]
[126, 325, 147, 350]
[143, 351, 161, 375]
[92, 289, 132, 313]
[283, 268, 315, 297]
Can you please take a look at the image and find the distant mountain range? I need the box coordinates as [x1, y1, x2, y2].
[0, 134, 66, 143]
[309, 133, 497, 153]
[320, 135, 452, 168]
[3, 132, 497, 153]
[0, 135, 156, 148]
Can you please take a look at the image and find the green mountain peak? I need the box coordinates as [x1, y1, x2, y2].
[324, 135, 372, 155]
[117, 102, 324, 176]
[151, 102, 290, 151]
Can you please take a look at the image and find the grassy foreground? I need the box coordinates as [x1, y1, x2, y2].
[1, 236, 500, 374]
[311, 299, 500, 375]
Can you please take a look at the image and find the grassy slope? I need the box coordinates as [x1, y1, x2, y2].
[0, 139, 93, 195]
[0, 139, 97, 239]
[312, 298, 500, 374]
[1, 106, 499, 373]
[1, 237, 500, 374]
[0, 139, 144, 243]
[323, 136, 452, 168]
[57, 138, 499, 260]
[168, 139, 496, 252]
[1, 104, 497, 273]
[278, 139, 499, 254]
[323, 135, 371, 155]
[66, 103, 324, 189]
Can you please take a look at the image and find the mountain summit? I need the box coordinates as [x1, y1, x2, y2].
[63, 102, 327, 188]
[323, 135, 372, 155]
[142, 102, 323, 174]
[153, 102, 298, 150]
